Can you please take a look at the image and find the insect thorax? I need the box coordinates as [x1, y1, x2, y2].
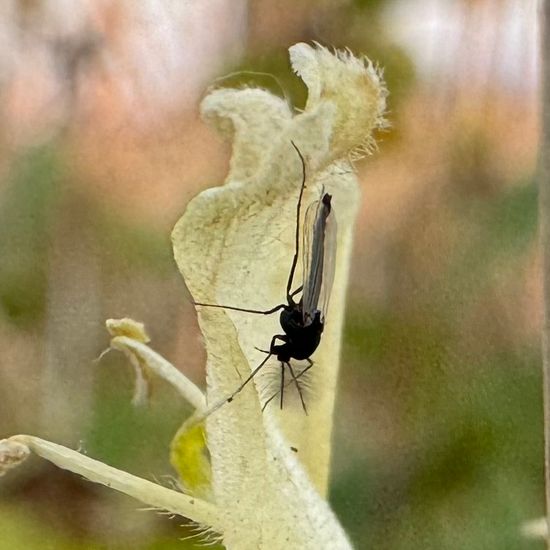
[278, 307, 323, 361]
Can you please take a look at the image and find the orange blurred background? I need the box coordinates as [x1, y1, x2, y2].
[0, 1, 543, 548]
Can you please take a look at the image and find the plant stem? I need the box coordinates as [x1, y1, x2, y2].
[8, 435, 222, 532]
[540, 1, 550, 546]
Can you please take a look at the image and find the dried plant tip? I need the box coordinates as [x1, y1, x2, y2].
[106, 318, 150, 343]
[0, 439, 30, 476]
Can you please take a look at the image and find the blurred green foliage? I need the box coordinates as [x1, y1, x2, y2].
[0, 144, 173, 331]
[0, 145, 61, 327]
[457, 182, 538, 264]
[0, 505, 100, 550]
[352, 0, 390, 11]
[85, 353, 192, 477]
[331, 173, 542, 549]
[94, 208, 173, 276]
[216, 51, 309, 112]
[0, 144, 192, 547]
[0, 503, 222, 550]
[334, 310, 542, 549]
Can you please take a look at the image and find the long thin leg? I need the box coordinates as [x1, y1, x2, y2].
[286, 141, 307, 303]
[192, 286, 300, 315]
[227, 352, 272, 403]
[262, 360, 315, 413]
[255, 334, 287, 354]
[192, 301, 286, 315]
[290, 285, 303, 299]
[189, 336, 287, 423]
[226, 333, 286, 402]
[262, 386, 280, 411]
[287, 362, 307, 415]
[295, 360, 314, 382]
[190, 351, 274, 423]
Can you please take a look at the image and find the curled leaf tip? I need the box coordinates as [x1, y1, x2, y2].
[289, 42, 388, 160]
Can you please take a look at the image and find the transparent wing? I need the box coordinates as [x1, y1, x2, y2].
[302, 200, 322, 324]
[302, 194, 337, 325]
[319, 207, 337, 321]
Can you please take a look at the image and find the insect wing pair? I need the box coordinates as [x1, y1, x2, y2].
[302, 191, 337, 328]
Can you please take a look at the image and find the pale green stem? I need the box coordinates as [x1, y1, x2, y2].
[110, 336, 206, 412]
[540, 1, 550, 545]
[7, 435, 221, 532]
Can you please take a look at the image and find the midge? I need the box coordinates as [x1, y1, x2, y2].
[194, 142, 337, 413]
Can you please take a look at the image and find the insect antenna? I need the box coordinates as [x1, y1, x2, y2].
[191, 142, 306, 315]
[285, 141, 307, 303]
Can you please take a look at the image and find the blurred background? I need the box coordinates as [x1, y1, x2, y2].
[0, 0, 542, 548]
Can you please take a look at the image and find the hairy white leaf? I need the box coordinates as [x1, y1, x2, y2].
[172, 42, 386, 549]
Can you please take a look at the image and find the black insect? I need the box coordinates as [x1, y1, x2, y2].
[193, 142, 337, 413]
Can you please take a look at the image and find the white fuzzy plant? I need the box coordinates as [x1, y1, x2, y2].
[0, 43, 387, 549]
